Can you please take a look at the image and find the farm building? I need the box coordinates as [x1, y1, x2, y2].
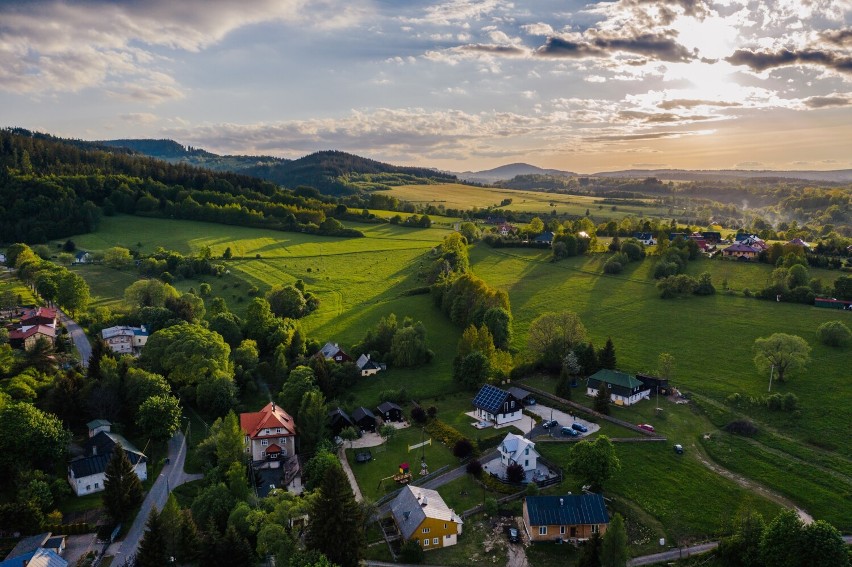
[67, 426, 147, 496]
[318, 342, 352, 363]
[498, 433, 540, 472]
[390, 485, 463, 551]
[472, 384, 523, 425]
[523, 494, 609, 543]
[328, 407, 355, 436]
[376, 401, 403, 422]
[8, 324, 55, 350]
[815, 297, 852, 310]
[587, 369, 651, 407]
[635, 373, 670, 396]
[19, 307, 57, 326]
[352, 406, 377, 432]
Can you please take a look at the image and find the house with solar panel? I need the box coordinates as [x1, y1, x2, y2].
[472, 384, 523, 426]
[523, 494, 610, 543]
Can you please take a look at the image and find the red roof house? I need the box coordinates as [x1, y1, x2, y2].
[240, 402, 298, 462]
[8, 325, 56, 350]
[20, 307, 58, 327]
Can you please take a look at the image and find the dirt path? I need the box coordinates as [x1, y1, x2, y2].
[694, 451, 813, 524]
[338, 445, 364, 502]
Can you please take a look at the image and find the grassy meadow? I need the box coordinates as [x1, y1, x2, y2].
[380, 183, 669, 219]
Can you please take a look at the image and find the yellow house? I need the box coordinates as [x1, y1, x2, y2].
[390, 485, 463, 550]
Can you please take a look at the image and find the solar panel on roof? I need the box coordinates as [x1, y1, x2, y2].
[473, 384, 510, 414]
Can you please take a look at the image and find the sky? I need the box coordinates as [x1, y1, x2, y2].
[1, 0, 851, 173]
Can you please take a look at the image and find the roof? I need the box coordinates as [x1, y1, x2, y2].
[507, 386, 530, 401]
[9, 325, 55, 340]
[86, 419, 111, 430]
[525, 494, 609, 527]
[0, 548, 67, 567]
[634, 232, 654, 240]
[5, 533, 50, 559]
[499, 433, 539, 463]
[352, 406, 376, 422]
[472, 384, 515, 414]
[355, 353, 370, 369]
[70, 433, 147, 478]
[319, 341, 347, 359]
[101, 325, 148, 339]
[266, 443, 282, 453]
[43, 537, 64, 551]
[328, 407, 353, 424]
[787, 238, 809, 247]
[376, 401, 402, 414]
[534, 231, 555, 242]
[390, 485, 462, 540]
[588, 369, 644, 390]
[240, 403, 296, 439]
[724, 243, 759, 253]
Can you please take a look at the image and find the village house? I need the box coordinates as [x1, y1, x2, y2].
[355, 353, 384, 376]
[101, 325, 149, 355]
[0, 547, 67, 567]
[533, 231, 554, 245]
[497, 223, 514, 236]
[352, 406, 377, 432]
[8, 324, 56, 350]
[722, 242, 760, 261]
[498, 433, 540, 472]
[3, 532, 66, 565]
[701, 231, 722, 244]
[587, 369, 651, 407]
[376, 401, 404, 423]
[472, 384, 523, 426]
[328, 407, 355, 437]
[67, 421, 147, 496]
[390, 485, 463, 551]
[633, 232, 656, 246]
[20, 307, 58, 327]
[241, 402, 297, 462]
[523, 494, 610, 543]
[318, 341, 352, 363]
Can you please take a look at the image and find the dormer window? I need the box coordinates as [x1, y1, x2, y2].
[276, 428, 282, 433]
[264, 429, 269, 435]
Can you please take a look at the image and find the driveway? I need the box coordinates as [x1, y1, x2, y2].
[525, 404, 599, 440]
[62, 533, 97, 565]
[58, 309, 91, 368]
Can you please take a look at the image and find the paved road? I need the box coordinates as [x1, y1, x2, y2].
[109, 431, 202, 563]
[628, 542, 718, 566]
[58, 308, 91, 367]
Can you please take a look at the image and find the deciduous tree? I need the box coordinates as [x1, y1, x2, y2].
[568, 435, 620, 492]
[600, 513, 627, 567]
[136, 394, 181, 441]
[753, 333, 811, 382]
[527, 311, 587, 369]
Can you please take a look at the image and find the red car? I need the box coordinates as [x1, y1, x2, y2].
[637, 423, 655, 432]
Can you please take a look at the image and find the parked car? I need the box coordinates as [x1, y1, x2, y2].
[542, 419, 558, 429]
[637, 423, 655, 432]
[508, 527, 519, 543]
[674, 444, 684, 454]
[571, 422, 588, 433]
[560, 426, 579, 437]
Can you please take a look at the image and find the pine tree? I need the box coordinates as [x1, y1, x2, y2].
[158, 494, 182, 561]
[306, 463, 365, 567]
[598, 337, 617, 370]
[594, 383, 611, 415]
[102, 445, 144, 522]
[136, 506, 169, 567]
[219, 525, 254, 567]
[178, 509, 201, 562]
[578, 532, 603, 567]
[600, 513, 628, 567]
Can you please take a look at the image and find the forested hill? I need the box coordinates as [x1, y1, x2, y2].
[0, 128, 363, 243]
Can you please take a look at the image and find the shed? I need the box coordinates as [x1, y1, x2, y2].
[328, 407, 355, 436]
[376, 401, 403, 422]
[352, 406, 377, 432]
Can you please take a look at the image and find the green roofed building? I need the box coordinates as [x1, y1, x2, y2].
[523, 494, 610, 543]
[587, 369, 650, 407]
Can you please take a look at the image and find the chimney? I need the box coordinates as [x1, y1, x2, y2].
[421, 496, 428, 507]
[560, 498, 564, 506]
[271, 402, 276, 411]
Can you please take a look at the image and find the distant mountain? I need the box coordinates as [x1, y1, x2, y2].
[591, 168, 852, 183]
[98, 138, 288, 172]
[456, 163, 576, 183]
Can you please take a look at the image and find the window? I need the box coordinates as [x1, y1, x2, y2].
[261, 439, 268, 446]
[591, 524, 599, 534]
[422, 527, 430, 534]
[525, 459, 529, 467]
[423, 539, 429, 547]
[245, 435, 249, 443]
[245, 447, 250, 453]
[276, 428, 282, 433]
[264, 429, 269, 435]
[560, 526, 565, 535]
[444, 523, 447, 529]
[95, 482, 99, 489]
[525, 448, 529, 455]
[86, 485, 91, 491]
[445, 534, 451, 540]
[433, 538, 439, 545]
[539, 526, 547, 535]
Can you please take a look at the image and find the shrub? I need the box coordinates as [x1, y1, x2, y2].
[782, 392, 800, 411]
[817, 320, 851, 347]
[424, 419, 470, 453]
[603, 259, 623, 274]
[453, 438, 474, 459]
[399, 539, 424, 564]
[724, 420, 758, 436]
[484, 497, 499, 516]
[466, 459, 483, 477]
[427, 406, 438, 419]
[726, 392, 742, 407]
[506, 463, 525, 484]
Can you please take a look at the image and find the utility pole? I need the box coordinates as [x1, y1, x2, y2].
[768, 364, 775, 393]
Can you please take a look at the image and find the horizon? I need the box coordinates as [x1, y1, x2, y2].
[1, 0, 850, 172]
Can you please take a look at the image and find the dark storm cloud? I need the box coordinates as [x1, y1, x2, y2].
[536, 31, 695, 62]
[820, 29, 852, 46]
[726, 48, 852, 74]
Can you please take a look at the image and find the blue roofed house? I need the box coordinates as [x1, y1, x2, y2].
[523, 494, 610, 543]
[0, 548, 67, 567]
[633, 232, 656, 245]
[2, 533, 67, 567]
[472, 384, 523, 426]
[533, 231, 554, 245]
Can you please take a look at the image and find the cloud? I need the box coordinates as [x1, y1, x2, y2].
[726, 48, 852, 75]
[120, 112, 160, 124]
[456, 44, 527, 56]
[584, 131, 688, 142]
[821, 28, 852, 46]
[631, 162, 668, 167]
[735, 161, 764, 168]
[535, 31, 696, 62]
[402, 0, 505, 26]
[802, 94, 852, 108]
[617, 110, 717, 123]
[657, 99, 742, 110]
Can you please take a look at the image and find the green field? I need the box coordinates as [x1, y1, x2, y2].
[0, 270, 38, 306]
[379, 183, 670, 219]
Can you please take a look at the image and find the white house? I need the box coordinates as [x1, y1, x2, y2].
[67, 425, 147, 496]
[101, 325, 149, 355]
[240, 402, 297, 463]
[472, 384, 523, 426]
[356, 353, 384, 376]
[587, 369, 651, 407]
[498, 433, 540, 472]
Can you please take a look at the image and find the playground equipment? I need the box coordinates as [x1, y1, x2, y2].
[408, 438, 432, 452]
[377, 462, 413, 489]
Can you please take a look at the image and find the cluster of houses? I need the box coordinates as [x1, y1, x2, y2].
[6, 306, 58, 350]
[319, 341, 386, 377]
[329, 401, 404, 436]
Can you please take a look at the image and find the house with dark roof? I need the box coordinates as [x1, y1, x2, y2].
[318, 342, 352, 363]
[355, 353, 383, 376]
[533, 231, 555, 245]
[352, 406, 377, 432]
[787, 237, 810, 248]
[587, 369, 650, 407]
[328, 407, 355, 436]
[240, 402, 297, 462]
[523, 494, 609, 543]
[722, 242, 760, 261]
[4, 533, 65, 564]
[73, 251, 91, 264]
[390, 485, 463, 551]
[67, 425, 147, 496]
[472, 384, 523, 426]
[701, 231, 722, 243]
[86, 419, 112, 438]
[633, 232, 656, 246]
[635, 373, 670, 396]
[507, 386, 536, 405]
[376, 401, 403, 423]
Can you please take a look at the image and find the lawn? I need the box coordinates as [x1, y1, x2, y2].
[344, 426, 459, 502]
[469, 244, 851, 455]
[436, 474, 489, 515]
[0, 270, 37, 306]
[379, 183, 670, 220]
